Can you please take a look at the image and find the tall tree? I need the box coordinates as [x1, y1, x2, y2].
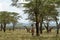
[23, 0, 41, 36]
[23, 0, 59, 35]
[0, 11, 20, 32]
[10, 12, 20, 31]
[11, 0, 60, 36]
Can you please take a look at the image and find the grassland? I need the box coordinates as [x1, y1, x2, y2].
[1, 29, 60, 40]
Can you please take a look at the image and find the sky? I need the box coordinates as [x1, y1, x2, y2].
[0, 0, 30, 23]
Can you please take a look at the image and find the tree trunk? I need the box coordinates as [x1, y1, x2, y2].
[13, 23, 15, 31]
[56, 20, 59, 34]
[3, 23, 6, 32]
[40, 17, 43, 34]
[35, 14, 39, 36]
[44, 23, 49, 33]
[40, 22, 42, 34]
[35, 0, 40, 36]
[36, 21, 39, 36]
[1, 24, 3, 31]
[47, 22, 49, 33]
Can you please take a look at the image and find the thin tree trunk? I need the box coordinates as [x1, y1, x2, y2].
[55, 17, 59, 34]
[40, 22, 42, 34]
[40, 17, 43, 34]
[24, 26, 29, 32]
[47, 22, 49, 33]
[56, 20, 59, 34]
[3, 23, 6, 32]
[44, 22, 50, 33]
[1, 24, 3, 31]
[44, 23, 49, 32]
[13, 23, 15, 31]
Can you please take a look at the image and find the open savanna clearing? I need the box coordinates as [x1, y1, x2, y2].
[1, 29, 60, 40]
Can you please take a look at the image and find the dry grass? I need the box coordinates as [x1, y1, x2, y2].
[0, 29, 60, 40]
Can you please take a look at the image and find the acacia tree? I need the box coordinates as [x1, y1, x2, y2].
[42, 4, 58, 33]
[23, 0, 59, 35]
[11, 0, 60, 36]
[10, 12, 20, 31]
[24, 0, 41, 36]
[0, 11, 20, 32]
[0, 11, 11, 32]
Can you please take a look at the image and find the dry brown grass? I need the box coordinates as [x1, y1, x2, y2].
[0, 29, 60, 40]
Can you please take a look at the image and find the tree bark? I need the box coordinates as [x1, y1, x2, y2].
[44, 23, 48, 33]
[36, 21, 39, 36]
[35, 0, 40, 36]
[1, 24, 3, 31]
[46, 22, 49, 33]
[35, 14, 39, 36]
[3, 23, 6, 32]
[40, 22, 42, 34]
[56, 20, 59, 34]
[40, 17, 43, 34]
[13, 23, 15, 31]
[40, 15, 43, 34]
